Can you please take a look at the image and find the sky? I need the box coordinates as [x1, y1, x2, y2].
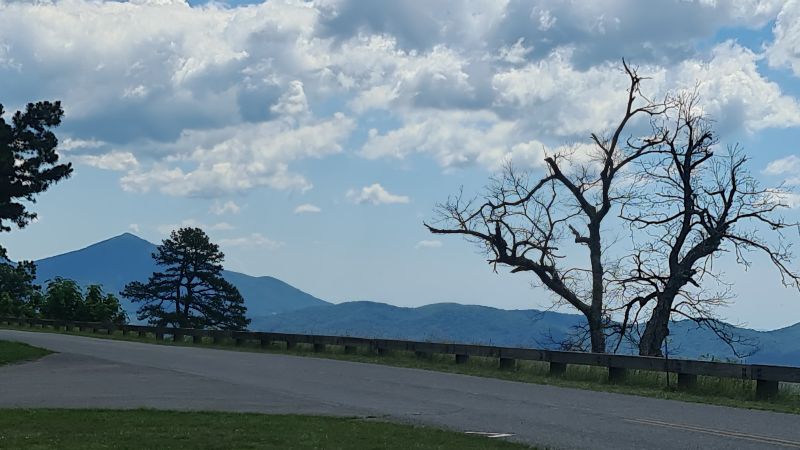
[1, 0, 800, 330]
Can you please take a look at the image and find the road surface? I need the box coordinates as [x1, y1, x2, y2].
[0, 330, 798, 449]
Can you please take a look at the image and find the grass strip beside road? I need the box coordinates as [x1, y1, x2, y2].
[2, 324, 799, 415]
[0, 340, 51, 366]
[0, 409, 531, 450]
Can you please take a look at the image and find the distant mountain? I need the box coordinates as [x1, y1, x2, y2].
[26, 233, 800, 366]
[33, 233, 329, 317]
[252, 301, 800, 367]
[252, 301, 584, 348]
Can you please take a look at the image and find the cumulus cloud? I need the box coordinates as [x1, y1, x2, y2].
[294, 203, 322, 214]
[119, 113, 355, 197]
[0, 0, 797, 195]
[73, 151, 139, 171]
[767, 0, 800, 77]
[766, 188, 800, 208]
[415, 239, 442, 249]
[210, 200, 241, 215]
[219, 233, 284, 249]
[764, 155, 800, 186]
[128, 223, 140, 233]
[157, 219, 234, 235]
[347, 183, 410, 205]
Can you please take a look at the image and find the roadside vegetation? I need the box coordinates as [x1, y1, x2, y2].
[3, 322, 798, 415]
[0, 409, 531, 450]
[0, 340, 51, 366]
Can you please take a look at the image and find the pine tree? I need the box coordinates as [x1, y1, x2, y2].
[0, 101, 72, 258]
[121, 227, 249, 330]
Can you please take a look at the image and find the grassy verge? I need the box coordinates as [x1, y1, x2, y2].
[3, 323, 799, 415]
[0, 409, 531, 449]
[0, 340, 52, 366]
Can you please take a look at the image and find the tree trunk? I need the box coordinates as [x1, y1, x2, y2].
[639, 299, 671, 356]
[589, 315, 606, 353]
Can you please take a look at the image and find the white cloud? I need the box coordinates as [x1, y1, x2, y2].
[219, 233, 284, 250]
[766, 188, 800, 208]
[210, 200, 241, 216]
[294, 203, 322, 214]
[347, 183, 410, 205]
[120, 113, 355, 197]
[767, 0, 800, 77]
[59, 138, 105, 152]
[128, 223, 140, 233]
[764, 155, 800, 175]
[415, 239, 442, 249]
[157, 219, 234, 235]
[1, 0, 798, 196]
[764, 155, 800, 186]
[74, 151, 139, 171]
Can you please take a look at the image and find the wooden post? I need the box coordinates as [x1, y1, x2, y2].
[234, 338, 244, 347]
[313, 343, 325, 352]
[286, 340, 296, 350]
[138, 330, 146, 338]
[260, 339, 270, 349]
[193, 335, 203, 344]
[455, 354, 469, 364]
[609, 367, 627, 383]
[213, 335, 223, 345]
[345, 345, 358, 355]
[155, 331, 165, 341]
[756, 380, 779, 400]
[499, 357, 516, 370]
[377, 347, 390, 356]
[677, 373, 697, 389]
[550, 362, 567, 375]
[414, 350, 430, 359]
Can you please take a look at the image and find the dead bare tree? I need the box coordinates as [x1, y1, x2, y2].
[425, 63, 670, 353]
[615, 92, 800, 356]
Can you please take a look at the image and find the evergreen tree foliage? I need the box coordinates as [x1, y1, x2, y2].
[0, 261, 42, 317]
[83, 284, 127, 324]
[121, 227, 249, 330]
[0, 101, 72, 258]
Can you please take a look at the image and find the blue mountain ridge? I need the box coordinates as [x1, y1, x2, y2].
[27, 233, 800, 366]
[33, 233, 329, 316]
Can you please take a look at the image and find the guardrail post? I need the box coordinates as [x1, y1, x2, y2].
[756, 380, 779, 400]
[173, 331, 183, 343]
[609, 367, 627, 383]
[106, 327, 114, 335]
[121, 327, 128, 336]
[414, 350, 430, 359]
[259, 338, 270, 349]
[677, 373, 697, 389]
[376, 346, 390, 356]
[499, 357, 516, 370]
[193, 335, 203, 344]
[137, 330, 146, 338]
[313, 343, 325, 352]
[455, 354, 469, 364]
[286, 340, 296, 350]
[212, 334, 223, 345]
[345, 345, 358, 355]
[550, 362, 567, 375]
[91, 327, 98, 334]
[234, 336, 244, 346]
[155, 331, 165, 341]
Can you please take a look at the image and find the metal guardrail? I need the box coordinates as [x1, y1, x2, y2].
[1, 316, 796, 400]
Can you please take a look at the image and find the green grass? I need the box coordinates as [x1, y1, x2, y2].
[0, 340, 52, 366]
[0, 409, 531, 449]
[3, 323, 799, 415]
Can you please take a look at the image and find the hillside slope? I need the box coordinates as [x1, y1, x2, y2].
[33, 233, 329, 316]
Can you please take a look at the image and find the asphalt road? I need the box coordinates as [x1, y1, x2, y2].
[1, 330, 798, 449]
